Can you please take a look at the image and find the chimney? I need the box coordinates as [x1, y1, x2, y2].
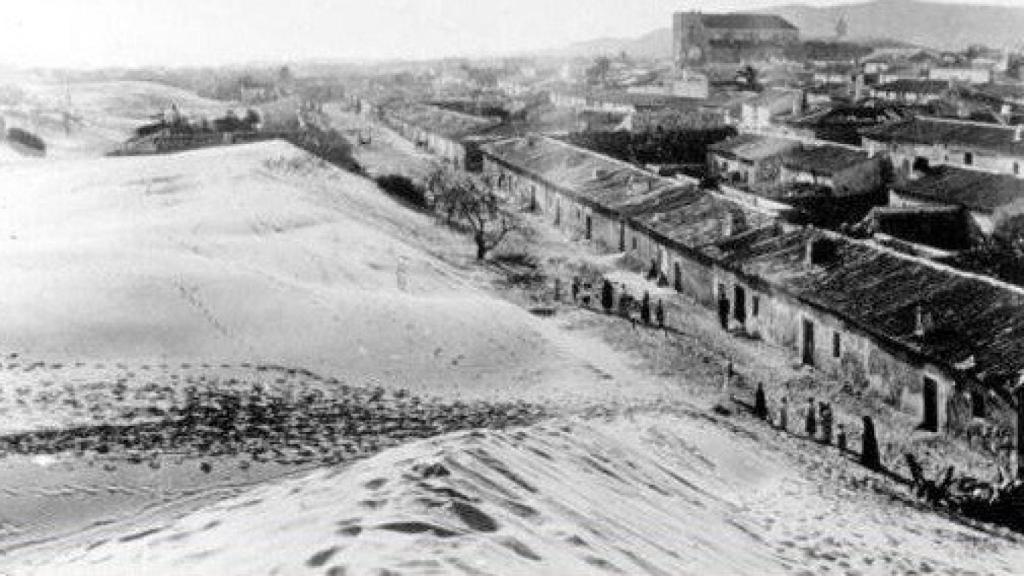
[914, 303, 933, 338]
[723, 212, 736, 237]
[804, 234, 835, 266]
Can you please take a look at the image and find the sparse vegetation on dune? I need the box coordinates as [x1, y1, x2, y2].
[0, 361, 545, 470]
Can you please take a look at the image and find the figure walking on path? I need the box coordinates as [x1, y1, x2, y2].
[618, 290, 635, 329]
[754, 382, 767, 420]
[655, 299, 665, 330]
[601, 279, 614, 312]
[717, 291, 730, 330]
[861, 416, 881, 471]
[805, 397, 817, 438]
[722, 361, 734, 396]
[640, 291, 651, 325]
[778, 396, 789, 432]
[571, 276, 580, 303]
[820, 403, 833, 445]
[837, 423, 847, 452]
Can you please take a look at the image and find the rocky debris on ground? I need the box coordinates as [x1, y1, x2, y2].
[905, 452, 1024, 528]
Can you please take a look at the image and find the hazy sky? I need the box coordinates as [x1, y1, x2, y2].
[1, 0, 1021, 68]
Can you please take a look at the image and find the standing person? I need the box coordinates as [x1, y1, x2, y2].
[805, 397, 817, 438]
[820, 403, 833, 445]
[778, 396, 789, 432]
[571, 276, 580, 303]
[717, 291, 730, 330]
[640, 291, 652, 325]
[601, 279, 614, 312]
[722, 361, 734, 396]
[754, 382, 768, 420]
[554, 277, 562, 302]
[837, 423, 847, 452]
[861, 416, 881, 471]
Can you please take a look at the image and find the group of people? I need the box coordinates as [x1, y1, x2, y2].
[752, 380, 882, 471]
[569, 276, 667, 330]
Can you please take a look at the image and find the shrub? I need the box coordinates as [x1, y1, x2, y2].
[375, 174, 428, 209]
[7, 127, 45, 153]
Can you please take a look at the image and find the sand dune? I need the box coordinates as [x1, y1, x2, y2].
[0, 141, 604, 409]
[17, 413, 1024, 575]
[0, 79, 235, 160]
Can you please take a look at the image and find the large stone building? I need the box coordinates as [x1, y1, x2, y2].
[673, 12, 799, 67]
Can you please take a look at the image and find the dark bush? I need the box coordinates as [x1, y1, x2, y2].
[285, 127, 363, 175]
[375, 174, 428, 209]
[7, 127, 46, 153]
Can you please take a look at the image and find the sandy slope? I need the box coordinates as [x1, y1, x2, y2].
[16, 414, 1024, 575]
[2, 80, 234, 159]
[0, 140, 654, 565]
[0, 142, 582, 405]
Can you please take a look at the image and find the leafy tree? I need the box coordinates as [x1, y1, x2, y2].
[429, 169, 518, 260]
[243, 108, 261, 130]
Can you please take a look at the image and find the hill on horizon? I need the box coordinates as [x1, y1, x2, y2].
[546, 0, 1024, 60]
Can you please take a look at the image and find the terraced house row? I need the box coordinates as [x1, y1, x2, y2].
[478, 135, 1024, 454]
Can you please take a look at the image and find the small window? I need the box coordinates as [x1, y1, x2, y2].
[971, 390, 986, 419]
[752, 295, 760, 317]
[964, 152, 974, 166]
[832, 332, 841, 358]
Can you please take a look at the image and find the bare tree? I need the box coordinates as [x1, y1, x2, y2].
[429, 169, 517, 260]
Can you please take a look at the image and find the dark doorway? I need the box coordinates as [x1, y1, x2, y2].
[585, 216, 592, 240]
[801, 319, 815, 366]
[922, 377, 938, 432]
[912, 157, 930, 172]
[733, 285, 747, 324]
[717, 283, 729, 330]
[673, 262, 682, 292]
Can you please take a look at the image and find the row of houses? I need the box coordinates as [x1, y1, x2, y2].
[377, 102, 503, 170]
[862, 115, 1024, 178]
[707, 133, 883, 197]
[477, 134, 1024, 449]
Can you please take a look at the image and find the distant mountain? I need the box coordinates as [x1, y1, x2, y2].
[542, 28, 672, 60]
[755, 0, 1024, 51]
[545, 0, 1024, 60]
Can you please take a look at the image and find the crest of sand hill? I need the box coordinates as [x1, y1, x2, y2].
[555, 0, 1024, 58]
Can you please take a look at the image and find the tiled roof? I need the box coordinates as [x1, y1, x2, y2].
[480, 136, 694, 216]
[872, 79, 950, 95]
[708, 134, 801, 162]
[862, 117, 1024, 157]
[700, 13, 798, 31]
[781, 145, 873, 176]
[387, 103, 502, 140]
[892, 166, 1024, 214]
[719, 228, 1024, 387]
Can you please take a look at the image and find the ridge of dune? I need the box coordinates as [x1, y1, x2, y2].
[16, 417, 791, 576]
